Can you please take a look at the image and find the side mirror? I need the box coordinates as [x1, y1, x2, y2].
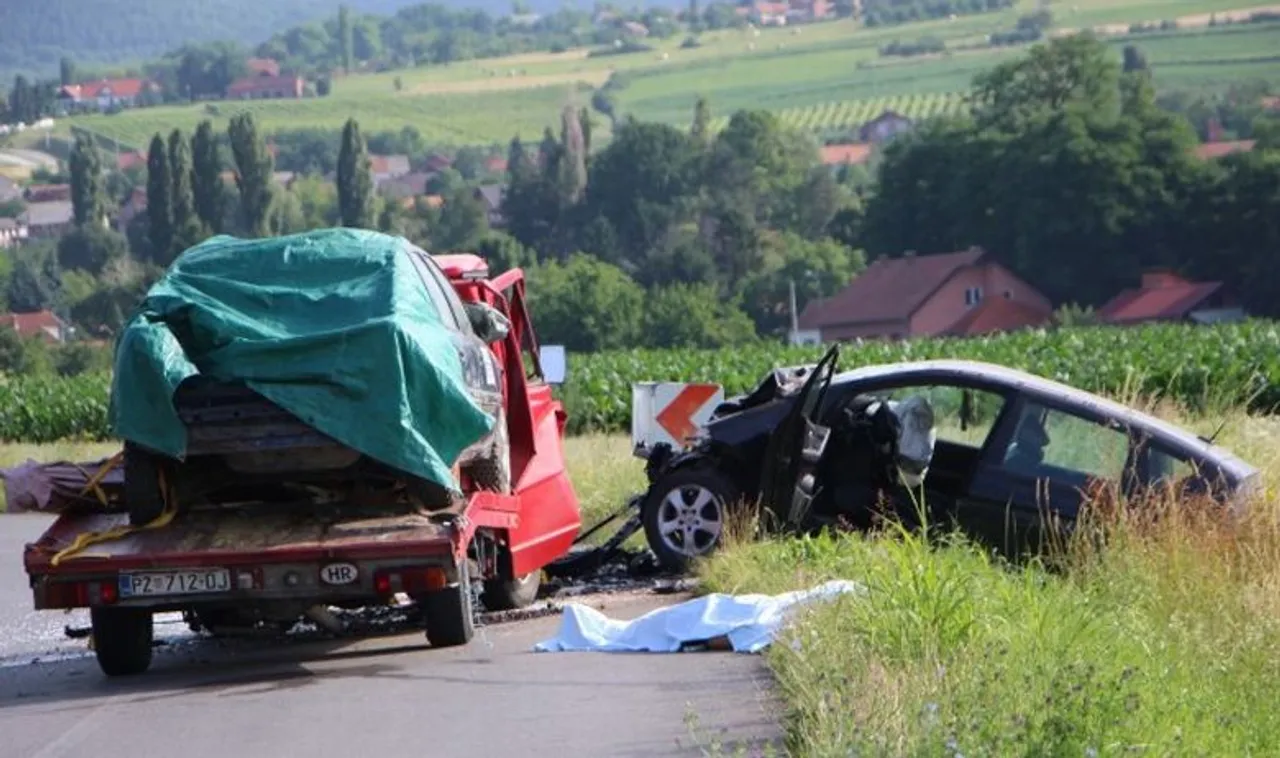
[464, 302, 511, 344]
[540, 344, 566, 385]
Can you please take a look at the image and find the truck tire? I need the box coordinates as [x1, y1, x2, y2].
[422, 559, 475, 648]
[642, 465, 742, 573]
[90, 606, 153, 676]
[124, 443, 166, 526]
[481, 569, 541, 611]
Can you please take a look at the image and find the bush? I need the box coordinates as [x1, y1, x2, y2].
[880, 36, 946, 57]
[587, 41, 655, 58]
[989, 26, 1042, 47]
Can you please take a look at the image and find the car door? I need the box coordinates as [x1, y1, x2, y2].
[962, 395, 1136, 558]
[757, 345, 840, 529]
[853, 380, 1012, 531]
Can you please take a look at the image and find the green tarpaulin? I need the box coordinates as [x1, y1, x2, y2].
[108, 228, 495, 492]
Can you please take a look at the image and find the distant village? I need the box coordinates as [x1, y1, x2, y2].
[1, 8, 1271, 348]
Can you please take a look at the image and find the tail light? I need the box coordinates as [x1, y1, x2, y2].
[372, 567, 448, 596]
[42, 579, 118, 608]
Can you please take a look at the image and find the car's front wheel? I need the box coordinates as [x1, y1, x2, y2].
[641, 466, 743, 573]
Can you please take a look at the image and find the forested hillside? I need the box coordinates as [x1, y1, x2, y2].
[0, 0, 425, 82]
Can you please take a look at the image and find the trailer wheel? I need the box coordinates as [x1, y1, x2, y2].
[90, 606, 153, 677]
[124, 443, 166, 527]
[481, 569, 541, 611]
[642, 465, 742, 573]
[422, 559, 475, 648]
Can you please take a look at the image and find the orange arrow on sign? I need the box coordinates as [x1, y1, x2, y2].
[656, 385, 720, 446]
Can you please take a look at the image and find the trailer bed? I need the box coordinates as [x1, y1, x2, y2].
[25, 506, 457, 575]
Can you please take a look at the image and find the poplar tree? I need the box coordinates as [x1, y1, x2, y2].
[337, 117, 374, 228]
[146, 133, 174, 262]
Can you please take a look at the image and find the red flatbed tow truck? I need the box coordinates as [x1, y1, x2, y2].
[18, 254, 583, 677]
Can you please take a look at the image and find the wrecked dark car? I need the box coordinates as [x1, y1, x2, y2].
[639, 346, 1260, 570]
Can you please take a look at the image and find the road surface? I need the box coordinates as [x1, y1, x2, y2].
[0, 515, 783, 757]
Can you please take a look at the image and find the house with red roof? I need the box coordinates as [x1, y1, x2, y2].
[820, 143, 873, 166]
[58, 78, 161, 112]
[422, 153, 453, 174]
[23, 184, 71, 203]
[1097, 270, 1243, 325]
[246, 58, 282, 77]
[116, 151, 148, 172]
[789, 0, 834, 20]
[797, 247, 1053, 342]
[226, 73, 305, 100]
[485, 156, 509, 175]
[1193, 140, 1255, 161]
[736, 1, 790, 24]
[2, 310, 69, 344]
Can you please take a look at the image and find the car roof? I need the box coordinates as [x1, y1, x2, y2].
[433, 253, 489, 280]
[831, 359, 1257, 480]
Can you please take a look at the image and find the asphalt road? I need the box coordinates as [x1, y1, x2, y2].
[0, 515, 783, 757]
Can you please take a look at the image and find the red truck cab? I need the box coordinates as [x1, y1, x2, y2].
[20, 258, 581, 677]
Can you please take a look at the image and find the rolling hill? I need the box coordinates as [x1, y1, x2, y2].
[0, 0, 453, 83]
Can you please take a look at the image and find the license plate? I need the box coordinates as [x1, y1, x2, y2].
[120, 568, 232, 598]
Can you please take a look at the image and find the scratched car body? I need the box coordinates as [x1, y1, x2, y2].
[638, 346, 1259, 570]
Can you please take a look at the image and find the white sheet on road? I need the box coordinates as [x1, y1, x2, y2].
[533, 580, 863, 654]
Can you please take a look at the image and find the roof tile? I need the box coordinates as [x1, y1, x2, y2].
[1099, 281, 1223, 323]
[1194, 140, 1255, 160]
[820, 143, 872, 165]
[799, 248, 985, 330]
[943, 296, 1052, 336]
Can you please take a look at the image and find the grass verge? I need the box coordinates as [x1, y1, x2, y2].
[699, 405, 1280, 756]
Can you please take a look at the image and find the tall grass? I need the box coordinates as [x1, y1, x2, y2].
[699, 403, 1280, 756]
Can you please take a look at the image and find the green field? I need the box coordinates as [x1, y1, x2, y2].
[50, 2, 1280, 151]
[5, 321, 1280, 444]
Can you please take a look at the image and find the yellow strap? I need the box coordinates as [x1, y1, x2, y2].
[75, 451, 124, 507]
[51, 462, 178, 567]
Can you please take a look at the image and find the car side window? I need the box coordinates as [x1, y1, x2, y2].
[999, 402, 1130, 482]
[875, 384, 1006, 449]
[408, 251, 465, 331]
[1137, 437, 1201, 492]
